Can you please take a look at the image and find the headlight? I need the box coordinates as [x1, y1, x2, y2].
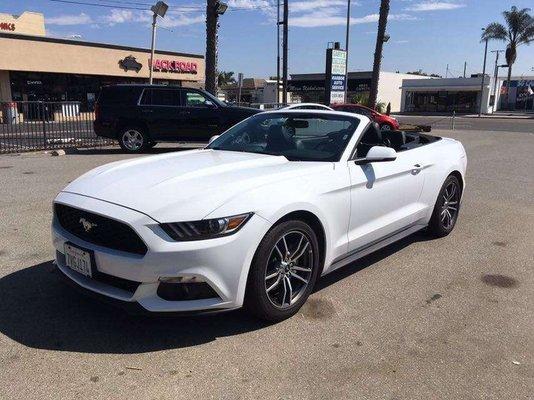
[160, 213, 253, 241]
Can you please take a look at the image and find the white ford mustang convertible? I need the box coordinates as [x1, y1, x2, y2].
[52, 110, 466, 321]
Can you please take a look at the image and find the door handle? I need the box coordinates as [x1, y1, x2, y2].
[411, 164, 423, 175]
[178, 111, 191, 115]
[141, 109, 153, 113]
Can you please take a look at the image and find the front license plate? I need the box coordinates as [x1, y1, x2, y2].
[64, 243, 93, 277]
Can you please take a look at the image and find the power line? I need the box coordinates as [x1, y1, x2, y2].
[49, 0, 148, 10]
[49, 0, 275, 12]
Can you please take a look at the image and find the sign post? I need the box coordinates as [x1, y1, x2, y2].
[325, 44, 347, 106]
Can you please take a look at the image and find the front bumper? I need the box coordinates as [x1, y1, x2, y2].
[52, 192, 270, 313]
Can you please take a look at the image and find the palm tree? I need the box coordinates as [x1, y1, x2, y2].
[217, 71, 236, 87]
[205, 0, 218, 95]
[369, 0, 390, 110]
[482, 7, 534, 109]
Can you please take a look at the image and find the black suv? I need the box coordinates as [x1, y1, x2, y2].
[94, 85, 259, 153]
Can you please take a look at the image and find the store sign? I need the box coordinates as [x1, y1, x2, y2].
[0, 22, 16, 31]
[119, 55, 142, 72]
[325, 47, 347, 105]
[152, 59, 198, 74]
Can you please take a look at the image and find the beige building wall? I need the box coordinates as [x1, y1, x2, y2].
[0, 35, 205, 83]
[377, 72, 431, 112]
[0, 12, 45, 36]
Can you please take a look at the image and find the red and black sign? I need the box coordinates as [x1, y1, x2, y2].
[0, 22, 15, 31]
[152, 59, 198, 74]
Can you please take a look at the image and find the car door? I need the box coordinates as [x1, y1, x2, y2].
[178, 89, 221, 141]
[346, 125, 425, 252]
[139, 88, 182, 140]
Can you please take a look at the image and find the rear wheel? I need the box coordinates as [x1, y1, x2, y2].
[428, 175, 462, 237]
[118, 127, 149, 153]
[245, 220, 321, 321]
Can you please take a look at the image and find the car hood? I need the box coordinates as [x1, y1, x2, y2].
[62, 149, 330, 222]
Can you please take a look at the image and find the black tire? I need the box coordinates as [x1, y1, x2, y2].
[245, 220, 321, 322]
[428, 175, 462, 237]
[118, 126, 149, 153]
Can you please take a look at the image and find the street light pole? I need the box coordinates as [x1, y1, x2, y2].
[149, 13, 157, 85]
[149, 1, 168, 85]
[344, 0, 351, 104]
[491, 50, 504, 113]
[478, 35, 488, 117]
[276, 0, 280, 103]
[282, 0, 288, 104]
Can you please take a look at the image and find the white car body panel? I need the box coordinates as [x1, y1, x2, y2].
[52, 110, 466, 312]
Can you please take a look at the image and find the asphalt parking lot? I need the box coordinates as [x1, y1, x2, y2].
[0, 128, 533, 400]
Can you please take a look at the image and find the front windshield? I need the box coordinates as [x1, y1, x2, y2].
[207, 112, 359, 162]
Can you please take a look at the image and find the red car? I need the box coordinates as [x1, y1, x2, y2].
[332, 103, 400, 130]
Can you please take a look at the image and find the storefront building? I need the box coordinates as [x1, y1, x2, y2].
[0, 12, 205, 112]
[289, 71, 429, 112]
[400, 75, 533, 114]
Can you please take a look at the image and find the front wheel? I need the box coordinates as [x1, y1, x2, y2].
[245, 220, 321, 322]
[428, 175, 462, 237]
[118, 127, 149, 153]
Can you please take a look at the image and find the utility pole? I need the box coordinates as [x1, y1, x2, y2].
[344, 0, 351, 104]
[282, 0, 289, 104]
[276, 0, 281, 103]
[445, 64, 449, 78]
[463, 61, 467, 78]
[478, 35, 488, 117]
[205, 1, 228, 95]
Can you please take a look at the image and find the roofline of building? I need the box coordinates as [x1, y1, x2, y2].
[0, 32, 204, 59]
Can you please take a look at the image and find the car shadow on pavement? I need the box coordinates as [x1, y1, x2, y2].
[313, 231, 433, 293]
[0, 232, 433, 354]
[0, 261, 270, 354]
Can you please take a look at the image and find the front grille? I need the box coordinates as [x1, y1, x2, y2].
[54, 203, 148, 256]
[92, 271, 141, 293]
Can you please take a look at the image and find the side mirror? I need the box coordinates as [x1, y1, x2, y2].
[355, 146, 397, 164]
[208, 135, 220, 144]
[205, 100, 216, 108]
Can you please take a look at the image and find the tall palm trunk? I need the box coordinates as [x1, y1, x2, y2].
[506, 65, 513, 110]
[505, 45, 516, 110]
[369, 0, 390, 110]
[205, 0, 218, 95]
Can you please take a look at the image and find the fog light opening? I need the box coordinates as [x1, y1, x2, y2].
[157, 278, 219, 301]
[159, 276, 204, 284]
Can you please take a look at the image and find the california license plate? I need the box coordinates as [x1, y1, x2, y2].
[64, 243, 93, 277]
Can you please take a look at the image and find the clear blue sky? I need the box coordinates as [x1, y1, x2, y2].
[4, 0, 534, 78]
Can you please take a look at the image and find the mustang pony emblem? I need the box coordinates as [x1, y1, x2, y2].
[79, 218, 97, 232]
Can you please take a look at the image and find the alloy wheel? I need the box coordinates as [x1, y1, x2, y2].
[264, 230, 314, 309]
[440, 181, 459, 230]
[122, 130, 144, 151]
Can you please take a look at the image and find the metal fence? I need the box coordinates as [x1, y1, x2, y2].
[0, 101, 113, 154]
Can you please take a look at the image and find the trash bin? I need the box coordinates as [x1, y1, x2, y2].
[2, 102, 19, 124]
